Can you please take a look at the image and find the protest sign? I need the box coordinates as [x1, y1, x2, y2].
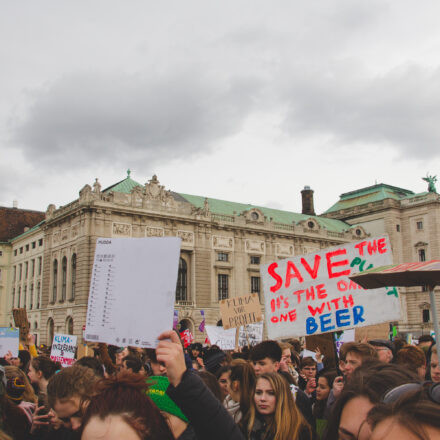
[205, 326, 236, 350]
[0, 327, 19, 357]
[180, 329, 194, 348]
[261, 235, 400, 339]
[219, 293, 262, 329]
[334, 329, 355, 355]
[50, 333, 77, 367]
[84, 237, 181, 348]
[238, 322, 264, 347]
[12, 308, 30, 342]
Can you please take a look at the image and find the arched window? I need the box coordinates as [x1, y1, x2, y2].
[30, 284, 34, 309]
[47, 318, 54, 344]
[175, 258, 187, 302]
[61, 257, 67, 301]
[71, 254, 77, 300]
[52, 259, 58, 303]
[66, 316, 74, 335]
[37, 281, 41, 309]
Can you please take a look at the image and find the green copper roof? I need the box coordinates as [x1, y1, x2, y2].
[324, 184, 414, 214]
[178, 193, 349, 233]
[103, 170, 142, 194]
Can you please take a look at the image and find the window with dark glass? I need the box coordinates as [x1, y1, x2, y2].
[251, 276, 261, 296]
[31, 259, 35, 277]
[396, 225, 400, 232]
[17, 287, 21, 308]
[419, 249, 426, 262]
[37, 282, 41, 309]
[71, 254, 76, 300]
[423, 309, 430, 323]
[26, 244, 29, 252]
[217, 252, 229, 262]
[14, 249, 17, 256]
[30, 284, 34, 309]
[218, 274, 229, 300]
[417, 221, 423, 230]
[250, 256, 260, 265]
[38, 256, 42, 275]
[32, 241, 36, 249]
[25, 262, 28, 278]
[39, 239, 43, 246]
[19, 264, 22, 280]
[61, 257, 67, 301]
[23, 286, 27, 309]
[52, 259, 58, 302]
[176, 258, 187, 301]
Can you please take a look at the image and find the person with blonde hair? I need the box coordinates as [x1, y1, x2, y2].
[245, 372, 311, 440]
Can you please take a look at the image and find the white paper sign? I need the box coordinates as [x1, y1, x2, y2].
[0, 328, 19, 357]
[261, 236, 400, 339]
[50, 333, 77, 367]
[205, 322, 264, 350]
[85, 237, 181, 348]
[205, 325, 236, 350]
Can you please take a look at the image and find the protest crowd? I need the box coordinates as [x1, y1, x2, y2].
[0, 329, 439, 440]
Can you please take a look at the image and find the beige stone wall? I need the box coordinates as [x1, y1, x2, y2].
[0, 243, 12, 327]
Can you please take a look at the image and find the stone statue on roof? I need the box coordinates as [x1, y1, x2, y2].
[422, 174, 437, 193]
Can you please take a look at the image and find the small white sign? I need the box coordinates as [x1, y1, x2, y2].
[0, 328, 19, 357]
[84, 237, 181, 348]
[50, 333, 77, 367]
[205, 322, 264, 350]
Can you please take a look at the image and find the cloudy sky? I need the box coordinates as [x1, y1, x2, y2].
[2, 1, 440, 215]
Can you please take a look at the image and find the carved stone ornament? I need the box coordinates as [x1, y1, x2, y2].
[191, 197, 211, 217]
[112, 222, 132, 237]
[52, 231, 61, 245]
[93, 178, 101, 194]
[275, 243, 294, 257]
[212, 235, 234, 250]
[245, 239, 265, 254]
[46, 204, 56, 219]
[144, 175, 175, 205]
[243, 208, 265, 223]
[71, 223, 79, 238]
[145, 226, 164, 237]
[61, 229, 69, 241]
[177, 230, 194, 246]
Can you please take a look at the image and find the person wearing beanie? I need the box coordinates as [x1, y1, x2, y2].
[146, 376, 196, 440]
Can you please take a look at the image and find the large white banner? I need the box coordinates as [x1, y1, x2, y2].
[260, 235, 400, 339]
[85, 237, 181, 348]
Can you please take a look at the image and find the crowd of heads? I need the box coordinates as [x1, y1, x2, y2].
[0, 331, 438, 440]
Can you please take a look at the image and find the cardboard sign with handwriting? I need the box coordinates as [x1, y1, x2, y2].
[220, 293, 262, 329]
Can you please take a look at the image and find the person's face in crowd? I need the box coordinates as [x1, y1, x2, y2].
[281, 348, 292, 366]
[121, 361, 133, 374]
[416, 363, 427, 381]
[301, 364, 317, 380]
[82, 415, 141, 440]
[338, 396, 373, 440]
[150, 360, 167, 376]
[370, 417, 440, 440]
[344, 352, 362, 381]
[218, 371, 231, 400]
[54, 395, 84, 431]
[316, 377, 331, 401]
[339, 359, 347, 375]
[430, 352, 440, 383]
[28, 363, 41, 385]
[252, 358, 279, 376]
[115, 348, 129, 366]
[254, 378, 276, 417]
[191, 349, 200, 358]
[374, 346, 393, 363]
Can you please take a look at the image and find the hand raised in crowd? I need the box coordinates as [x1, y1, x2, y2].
[4, 350, 13, 364]
[332, 375, 344, 398]
[26, 332, 36, 346]
[305, 377, 316, 396]
[156, 330, 187, 387]
[315, 347, 323, 363]
[30, 406, 50, 433]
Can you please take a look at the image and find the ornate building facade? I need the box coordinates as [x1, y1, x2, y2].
[6, 172, 361, 344]
[324, 183, 440, 338]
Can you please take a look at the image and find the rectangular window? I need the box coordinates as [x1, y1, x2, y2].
[14, 249, 17, 256]
[0, 250, 2, 256]
[31, 259, 35, 277]
[396, 225, 400, 232]
[19, 264, 22, 280]
[25, 262, 28, 278]
[250, 256, 261, 265]
[422, 309, 430, 323]
[217, 252, 229, 262]
[39, 239, 43, 246]
[25, 244, 29, 252]
[251, 276, 261, 296]
[38, 257, 42, 275]
[32, 242, 36, 249]
[218, 274, 229, 300]
[13, 266, 16, 282]
[417, 221, 423, 230]
[419, 249, 426, 262]
[20, 247, 23, 254]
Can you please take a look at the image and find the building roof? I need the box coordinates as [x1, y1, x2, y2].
[324, 184, 415, 214]
[0, 207, 45, 242]
[102, 172, 350, 233]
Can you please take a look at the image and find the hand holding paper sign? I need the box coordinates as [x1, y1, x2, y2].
[156, 330, 186, 387]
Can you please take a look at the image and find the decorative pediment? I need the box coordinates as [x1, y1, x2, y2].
[414, 241, 428, 248]
[299, 217, 320, 231]
[350, 225, 367, 239]
[418, 302, 430, 309]
[144, 175, 175, 205]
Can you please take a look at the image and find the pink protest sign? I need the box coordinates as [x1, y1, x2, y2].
[260, 236, 400, 339]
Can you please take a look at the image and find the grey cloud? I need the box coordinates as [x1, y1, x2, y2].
[280, 64, 440, 158]
[13, 71, 261, 169]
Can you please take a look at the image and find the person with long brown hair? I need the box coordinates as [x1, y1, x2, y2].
[245, 372, 311, 440]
